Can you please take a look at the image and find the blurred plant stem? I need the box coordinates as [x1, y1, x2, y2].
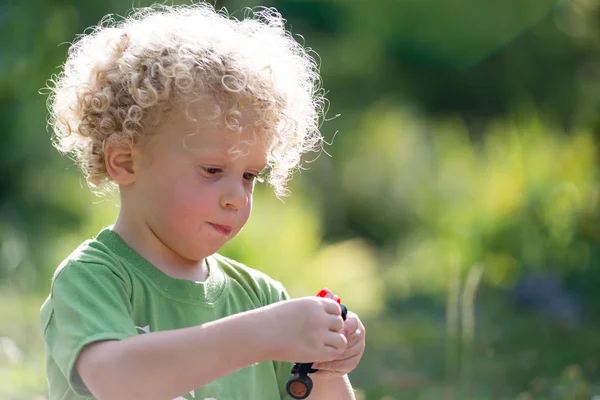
[445, 257, 484, 400]
[445, 254, 461, 399]
[461, 264, 484, 398]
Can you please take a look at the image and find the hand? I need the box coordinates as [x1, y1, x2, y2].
[310, 311, 366, 379]
[257, 297, 348, 363]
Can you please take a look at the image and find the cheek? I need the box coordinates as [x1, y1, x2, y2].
[173, 183, 215, 218]
[151, 172, 210, 223]
[238, 196, 253, 225]
[153, 173, 190, 206]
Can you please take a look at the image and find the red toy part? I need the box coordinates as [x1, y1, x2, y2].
[316, 288, 341, 304]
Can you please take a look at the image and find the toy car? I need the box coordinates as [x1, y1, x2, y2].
[286, 288, 348, 399]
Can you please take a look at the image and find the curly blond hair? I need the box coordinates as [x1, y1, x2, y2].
[46, 3, 325, 197]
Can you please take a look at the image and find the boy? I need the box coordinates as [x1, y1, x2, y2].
[40, 3, 365, 400]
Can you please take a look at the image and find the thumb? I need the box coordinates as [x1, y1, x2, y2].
[343, 313, 359, 336]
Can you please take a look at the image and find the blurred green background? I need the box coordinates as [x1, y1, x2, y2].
[2, 0, 600, 398]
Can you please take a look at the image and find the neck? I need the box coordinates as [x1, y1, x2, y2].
[112, 202, 209, 282]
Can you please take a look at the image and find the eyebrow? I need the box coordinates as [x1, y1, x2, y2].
[189, 148, 268, 170]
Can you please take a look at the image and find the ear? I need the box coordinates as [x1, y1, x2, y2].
[104, 140, 139, 186]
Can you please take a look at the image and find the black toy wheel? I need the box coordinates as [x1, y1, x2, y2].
[286, 373, 313, 399]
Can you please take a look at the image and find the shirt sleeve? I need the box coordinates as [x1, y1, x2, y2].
[42, 261, 138, 396]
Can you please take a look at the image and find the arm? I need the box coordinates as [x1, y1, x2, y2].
[308, 375, 355, 399]
[78, 307, 270, 400]
[78, 297, 347, 400]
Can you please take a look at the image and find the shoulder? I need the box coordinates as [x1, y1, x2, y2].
[40, 232, 135, 335]
[50, 233, 131, 289]
[211, 253, 289, 304]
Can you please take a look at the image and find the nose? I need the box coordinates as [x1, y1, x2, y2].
[220, 181, 249, 211]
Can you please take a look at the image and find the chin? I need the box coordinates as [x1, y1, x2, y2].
[188, 244, 225, 259]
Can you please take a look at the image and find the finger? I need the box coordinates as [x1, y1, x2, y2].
[315, 354, 360, 371]
[312, 368, 347, 380]
[320, 298, 342, 316]
[328, 315, 344, 333]
[344, 336, 364, 357]
[324, 331, 347, 353]
[331, 335, 363, 362]
[345, 328, 363, 348]
[314, 352, 362, 371]
[325, 335, 364, 366]
[357, 317, 366, 336]
[343, 314, 359, 336]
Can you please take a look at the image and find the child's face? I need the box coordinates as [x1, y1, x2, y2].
[131, 101, 269, 263]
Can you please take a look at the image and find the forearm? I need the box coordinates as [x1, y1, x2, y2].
[78, 309, 270, 400]
[308, 374, 355, 400]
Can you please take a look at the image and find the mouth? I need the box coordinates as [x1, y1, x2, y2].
[209, 223, 233, 237]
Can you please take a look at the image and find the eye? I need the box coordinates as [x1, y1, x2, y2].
[204, 167, 222, 174]
[243, 172, 257, 182]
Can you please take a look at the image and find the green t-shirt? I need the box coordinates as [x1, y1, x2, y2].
[40, 228, 294, 400]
